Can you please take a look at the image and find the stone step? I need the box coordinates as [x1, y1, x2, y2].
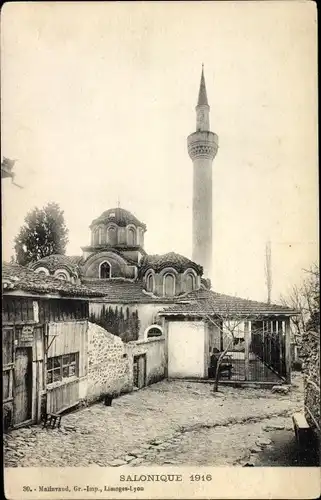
[292, 412, 309, 430]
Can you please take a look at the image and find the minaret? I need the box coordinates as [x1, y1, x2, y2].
[187, 66, 218, 278]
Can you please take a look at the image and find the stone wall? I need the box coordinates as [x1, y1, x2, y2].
[87, 322, 132, 402]
[301, 331, 320, 437]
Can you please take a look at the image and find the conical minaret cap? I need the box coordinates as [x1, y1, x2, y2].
[197, 65, 209, 106]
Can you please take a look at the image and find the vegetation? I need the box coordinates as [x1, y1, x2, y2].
[14, 202, 69, 266]
[89, 305, 140, 343]
[191, 299, 264, 392]
[280, 264, 320, 337]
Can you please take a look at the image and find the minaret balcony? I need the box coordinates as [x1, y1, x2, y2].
[187, 131, 219, 160]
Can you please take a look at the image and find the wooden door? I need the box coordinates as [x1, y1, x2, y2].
[133, 358, 139, 388]
[138, 355, 146, 388]
[13, 347, 32, 425]
[133, 355, 146, 389]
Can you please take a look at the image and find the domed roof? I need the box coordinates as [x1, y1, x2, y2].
[29, 254, 83, 276]
[90, 207, 146, 230]
[140, 252, 203, 275]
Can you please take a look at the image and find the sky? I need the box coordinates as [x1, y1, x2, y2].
[1, 1, 318, 303]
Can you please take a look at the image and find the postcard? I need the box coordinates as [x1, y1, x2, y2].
[1, 1, 319, 499]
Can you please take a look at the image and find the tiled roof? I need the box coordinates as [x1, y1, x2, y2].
[29, 254, 83, 275]
[2, 263, 104, 298]
[140, 252, 203, 275]
[159, 288, 296, 316]
[82, 278, 178, 304]
[90, 207, 146, 230]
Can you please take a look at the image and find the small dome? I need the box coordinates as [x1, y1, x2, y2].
[29, 254, 83, 276]
[90, 208, 146, 230]
[140, 252, 203, 275]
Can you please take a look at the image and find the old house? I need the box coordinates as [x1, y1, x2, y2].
[2, 263, 134, 430]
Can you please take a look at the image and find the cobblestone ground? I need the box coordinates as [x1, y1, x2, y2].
[4, 374, 304, 467]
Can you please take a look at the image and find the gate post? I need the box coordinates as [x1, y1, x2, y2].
[163, 317, 169, 379]
[285, 317, 292, 384]
[244, 320, 250, 381]
[279, 319, 284, 378]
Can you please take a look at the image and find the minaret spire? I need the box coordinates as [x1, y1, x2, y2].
[197, 64, 208, 106]
[195, 65, 210, 131]
[187, 67, 219, 279]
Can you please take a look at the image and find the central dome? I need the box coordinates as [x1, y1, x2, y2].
[90, 208, 146, 230]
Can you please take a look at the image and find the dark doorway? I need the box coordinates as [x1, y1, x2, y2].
[13, 347, 32, 425]
[133, 354, 146, 389]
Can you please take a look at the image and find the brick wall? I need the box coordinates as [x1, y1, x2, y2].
[87, 322, 132, 402]
[301, 331, 320, 437]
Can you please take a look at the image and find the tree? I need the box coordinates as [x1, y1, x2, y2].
[191, 299, 263, 392]
[14, 202, 69, 266]
[280, 264, 320, 338]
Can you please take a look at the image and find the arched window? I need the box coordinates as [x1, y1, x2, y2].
[54, 269, 71, 281]
[56, 272, 68, 281]
[37, 271, 48, 278]
[138, 228, 144, 247]
[107, 226, 117, 246]
[185, 272, 195, 292]
[163, 273, 175, 297]
[146, 326, 163, 338]
[128, 227, 136, 246]
[100, 261, 111, 279]
[93, 228, 99, 246]
[146, 273, 154, 293]
[98, 227, 105, 245]
[35, 267, 49, 277]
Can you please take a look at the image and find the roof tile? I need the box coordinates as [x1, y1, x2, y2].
[90, 207, 146, 230]
[160, 289, 296, 316]
[29, 254, 83, 275]
[2, 262, 104, 298]
[140, 252, 203, 275]
[82, 278, 177, 303]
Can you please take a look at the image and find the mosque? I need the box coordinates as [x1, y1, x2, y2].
[2, 68, 295, 433]
[28, 68, 293, 383]
[29, 67, 217, 338]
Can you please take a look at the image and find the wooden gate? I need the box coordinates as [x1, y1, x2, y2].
[133, 354, 146, 389]
[13, 347, 32, 425]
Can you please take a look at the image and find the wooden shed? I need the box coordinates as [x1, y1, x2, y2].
[2, 262, 104, 430]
